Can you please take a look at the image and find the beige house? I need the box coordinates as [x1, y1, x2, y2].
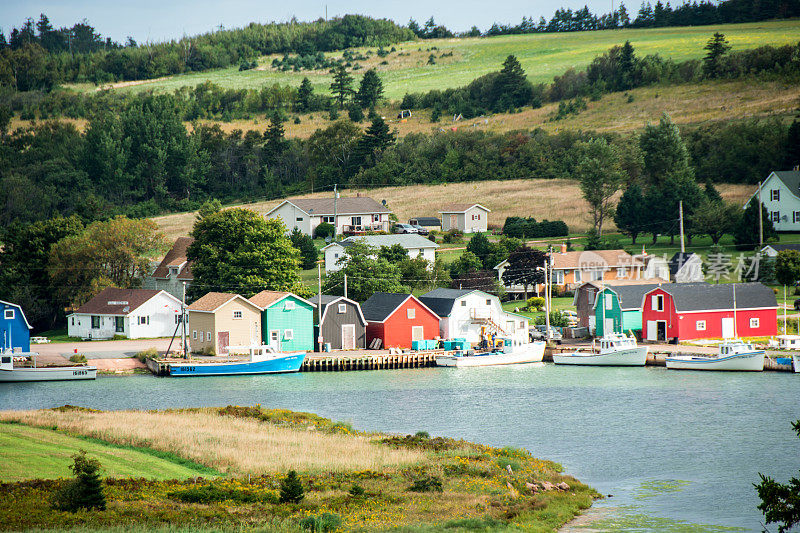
[439, 204, 490, 233]
[188, 292, 263, 355]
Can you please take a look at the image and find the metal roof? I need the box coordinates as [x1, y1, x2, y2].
[330, 234, 438, 250]
[360, 292, 413, 322]
[646, 282, 777, 312]
[419, 288, 480, 317]
[268, 197, 391, 216]
[596, 283, 672, 311]
[74, 288, 178, 316]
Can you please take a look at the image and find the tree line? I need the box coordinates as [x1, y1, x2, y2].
[0, 14, 415, 90]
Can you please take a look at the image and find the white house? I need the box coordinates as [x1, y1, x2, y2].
[265, 197, 392, 237]
[761, 244, 800, 258]
[439, 204, 491, 233]
[143, 237, 193, 300]
[323, 234, 439, 272]
[668, 252, 704, 283]
[744, 170, 800, 232]
[419, 288, 529, 344]
[67, 288, 183, 340]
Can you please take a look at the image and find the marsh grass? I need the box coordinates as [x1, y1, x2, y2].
[0, 409, 422, 475]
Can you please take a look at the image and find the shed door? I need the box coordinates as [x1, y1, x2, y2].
[411, 326, 424, 341]
[604, 318, 615, 335]
[449, 215, 457, 229]
[218, 331, 229, 354]
[342, 324, 356, 350]
[721, 317, 734, 339]
[269, 330, 281, 351]
[646, 321, 657, 341]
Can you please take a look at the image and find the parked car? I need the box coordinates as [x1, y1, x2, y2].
[535, 324, 563, 343]
[393, 224, 418, 234]
[410, 223, 429, 235]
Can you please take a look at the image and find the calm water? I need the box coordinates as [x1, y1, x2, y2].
[1, 365, 798, 531]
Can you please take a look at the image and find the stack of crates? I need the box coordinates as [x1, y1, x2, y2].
[412, 339, 437, 350]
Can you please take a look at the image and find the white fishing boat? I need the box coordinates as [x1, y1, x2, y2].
[791, 354, 799, 373]
[552, 333, 648, 366]
[0, 352, 97, 382]
[665, 340, 764, 371]
[435, 339, 545, 367]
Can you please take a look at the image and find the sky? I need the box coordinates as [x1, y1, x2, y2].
[1, 0, 619, 43]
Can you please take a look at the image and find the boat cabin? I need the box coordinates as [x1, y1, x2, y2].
[720, 341, 755, 355]
[598, 333, 637, 352]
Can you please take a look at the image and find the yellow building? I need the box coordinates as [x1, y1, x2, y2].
[188, 292, 263, 355]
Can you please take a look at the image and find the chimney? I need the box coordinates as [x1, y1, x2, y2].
[560, 243, 567, 254]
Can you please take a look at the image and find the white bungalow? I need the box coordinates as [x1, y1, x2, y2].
[265, 197, 392, 237]
[323, 234, 438, 272]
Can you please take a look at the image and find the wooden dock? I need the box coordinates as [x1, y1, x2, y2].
[301, 351, 439, 371]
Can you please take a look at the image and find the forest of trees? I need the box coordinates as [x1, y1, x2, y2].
[0, 14, 414, 89]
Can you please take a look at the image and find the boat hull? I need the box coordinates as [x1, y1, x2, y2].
[168, 352, 306, 376]
[0, 366, 97, 382]
[665, 351, 764, 371]
[553, 347, 648, 366]
[791, 355, 800, 373]
[435, 342, 545, 367]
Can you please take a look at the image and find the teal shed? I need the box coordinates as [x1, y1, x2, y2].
[249, 291, 315, 352]
[593, 284, 661, 337]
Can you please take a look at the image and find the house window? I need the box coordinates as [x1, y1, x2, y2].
[553, 271, 564, 285]
[115, 317, 124, 333]
[587, 291, 595, 305]
[519, 321, 525, 327]
[334, 253, 339, 259]
[71, 317, 75, 326]
[169, 266, 178, 275]
[206, 332, 212, 341]
[338, 303, 346, 314]
[175, 315, 183, 324]
[486, 299, 491, 305]
[407, 308, 416, 319]
[574, 270, 582, 283]
[323, 216, 334, 223]
[351, 216, 362, 227]
[771, 189, 780, 201]
[653, 294, 664, 312]
[591, 270, 604, 281]
[296, 217, 303, 222]
[461, 301, 467, 306]
[771, 211, 780, 223]
[138, 316, 149, 325]
[284, 329, 294, 340]
[233, 310, 242, 319]
[750, 317, 760, 328]
[193, 330, 197, 340]
[91, 316, 100, 329]
[373, 214, 380, 222]
[794, 211, 800, 223]
[696, 320, 706, 331]
[605, 294, 613, 310]
[285, 301, 295, 310]
[4, 309, 14, 320]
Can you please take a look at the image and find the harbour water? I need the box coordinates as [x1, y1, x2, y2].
[1, 364, 798, 531]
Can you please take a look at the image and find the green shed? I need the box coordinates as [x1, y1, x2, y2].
[249, 291, 315, 352]
[593, 284, 661, 337]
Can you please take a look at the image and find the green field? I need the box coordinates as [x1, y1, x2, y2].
[0, 423, 217, 481]
[72, 20, 800, 100]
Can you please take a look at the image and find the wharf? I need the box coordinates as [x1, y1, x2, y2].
[302, 350, 439, 371]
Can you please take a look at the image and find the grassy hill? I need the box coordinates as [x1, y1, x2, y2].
[153, 179, 754, 240]
[67, 20, 800, 100]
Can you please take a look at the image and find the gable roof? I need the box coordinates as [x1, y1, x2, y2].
[249, 290, 315, 309]
[439, 203, 491, 214]
[317, 295, 366, 326]
[267, 197, 391, 217]
[324, 234, 438, 251]
[419, 288, 482, 318]
[188, 292, 262, 313]
[75, 288, 176, 316]
[762, 244, 800, 253]
[645, 282, 777, 312]
[668, 252, 701, 277]
[746, 171, 800, 205]
[360, 292, 438, 323]
[409, 216, 441, 226]
[0, 300, 32, 329]
[549, 249, 640, 270]
[595, 283, 667, 311]
[151, 237, 194, 280]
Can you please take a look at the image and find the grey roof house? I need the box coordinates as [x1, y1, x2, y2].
[323, 234, 438, 272]
[668, 252, 704, 283]
[744, 170, 800, 232]
[314, 295, 366, 350]
[265, 196, 392, 237]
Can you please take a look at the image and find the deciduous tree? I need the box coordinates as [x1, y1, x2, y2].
[614, 183, 646, 245]
[775, 250, 800, 287]
[574, 138, 624, 236]
[755, 420, 800, 533]
[322, 241, 407, 301]
[501, 246, 547, 300]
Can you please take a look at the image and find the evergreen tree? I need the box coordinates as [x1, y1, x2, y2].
[703, 32, 731, 78]
[618, 41, 637, 90]
[279, 470, 305, 504]
[614, 183, 647, 244]
[329, 64, 354, 109]
[296, 77, 313, 112]
[348, 116, 396, 174]
[734, 199, 776, 250]
[408, 19, 422, 37]
[618, 3, 630, 26]
[264, 111, 286, 154]
[290, 227, 318, 270]
[466, 232, 490, 266]
[496, 55, 531, 110]
[785, 119, 800, 169]
[639, 113, 695, 187]
[51, 450, 106, 512]
[355, 69, 383, 109]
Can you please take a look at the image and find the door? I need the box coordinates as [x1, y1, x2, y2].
[604, 318, 615, 335]
[449, 215, 457, 230]
[657, 321, 667, 342]
[269, 330, 281, 351]
[721, 317, 734, 338]
[411, 326, 424, 341]
[342, 324, 356, 350]
[646, 321, 657, 341]
[218, 331, 229, 354]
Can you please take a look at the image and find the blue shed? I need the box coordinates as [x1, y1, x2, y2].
[1, 300, 32, 353]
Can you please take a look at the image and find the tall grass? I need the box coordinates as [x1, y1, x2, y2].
[0, 409, 422, 475]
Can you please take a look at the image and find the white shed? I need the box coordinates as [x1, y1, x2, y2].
[439, 204, 491, 234]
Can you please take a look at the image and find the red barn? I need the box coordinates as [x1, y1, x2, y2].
[360, 292, 440, 349]
[641, 282, 777, 342]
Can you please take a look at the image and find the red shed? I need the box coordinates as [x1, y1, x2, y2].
[641, 282, 777, 342]
[360, 292, 440, 349]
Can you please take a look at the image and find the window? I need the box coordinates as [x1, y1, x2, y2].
[750, 317, 760, 328]
[605, 294, 613, 310]
[296, 217, 303, 222]
[115, 317, 124, 333]
[169, 266, 178, 275]
[206, 332, 212, 341]
[574, 270, 582, 283]
[407, 308, 416, 319]
[351, 216, 362, 227]
[461, 301, 467, 306]
[71, 317, 75, 326]
[284, 329, 294, 340]
[486, 299, 491, 305]
[193, 330, 197, 340]
[338, 303, 346, 314]
[696, 320, 706, 331]
[653, 294, 664, 312]
[373, 214, 380, 222]
[794, 211, 800, 223]
[591, 270, 604, 281]
[91, 316, 100, 329]
[334, 253, 339, 259]
[519, 321, 525, 327]
[587, 291, 595, 305]
[553, 271, 564, 285]
[771, 211, 780, 223]
[285, 301, 295, 310]
[233, 310, 242, 319]
[174, 315, 182, 324]
[771, 189, 780, 201]
[4, 309, 14, 319]
[138, 316, 149, 325]
[323, 216, 334, 223]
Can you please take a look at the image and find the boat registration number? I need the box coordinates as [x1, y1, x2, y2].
[178, 367, 195, 372]
[72, 370, 89, 376]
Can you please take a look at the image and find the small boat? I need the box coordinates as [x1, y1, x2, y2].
[435, 339, 545, 367]
[0, 352, 97, 382]
[665, 340, 764, 371]
[552, 333, 647, 366]
[168, 345, 306, 376]
[792, 354, 800, 373]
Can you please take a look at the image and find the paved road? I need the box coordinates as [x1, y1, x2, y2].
[33, 338, 173, 360]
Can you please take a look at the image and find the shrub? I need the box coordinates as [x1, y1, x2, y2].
[442, 228, 464, 244]
[348, 104, 364, 122]
[279, 470, 305, 504]
[414, 430, 430, 439]
[69, 354, 87, 364]
[526, 297, 545, 312]
[299, 513, 342, 532]
[314, 222, 335, 240]
[348, 483, 365, 497]
[408, 475, 443, 493]
[168, 484, 273, 504]
[51, 450, 106, 512]
[134, 347, 158, 363]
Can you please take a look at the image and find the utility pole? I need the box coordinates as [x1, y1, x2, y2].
[758, 180, 764, 249]
[182, 282, 187, 359]
[544, 259, 551, 343]
[344, 274, 348, 299]
[317, 263, 323, 353]
[679, 200, 685, 254]
[333, 184, 338, 238]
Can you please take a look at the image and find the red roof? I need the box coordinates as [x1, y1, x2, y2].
[151, 237, 194, 280]
[74, 288, 169, 315]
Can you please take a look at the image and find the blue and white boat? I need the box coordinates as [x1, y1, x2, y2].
[168, 346, 305, 377]
[665, 340, 764, 371]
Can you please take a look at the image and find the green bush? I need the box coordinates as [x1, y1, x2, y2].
[526, 297, 545, 312]
[408, 475, 443, 493]
[299, 512, 342, 532]
[167, 484, 273, 504]
[69, 354, 87, 364]
[51, 450, 106, 512]
[442, 228, 464, 244]
[314, 222, 335, 240]
[279, 470, 305, 504]
[134, 348, 158, 363]
[348, 484, 365, 497]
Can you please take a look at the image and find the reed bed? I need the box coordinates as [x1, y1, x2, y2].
[0, 409, 422, 475]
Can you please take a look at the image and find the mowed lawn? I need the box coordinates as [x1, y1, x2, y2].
[0, 423, 212, 481]
[68, 20, 800, 100]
